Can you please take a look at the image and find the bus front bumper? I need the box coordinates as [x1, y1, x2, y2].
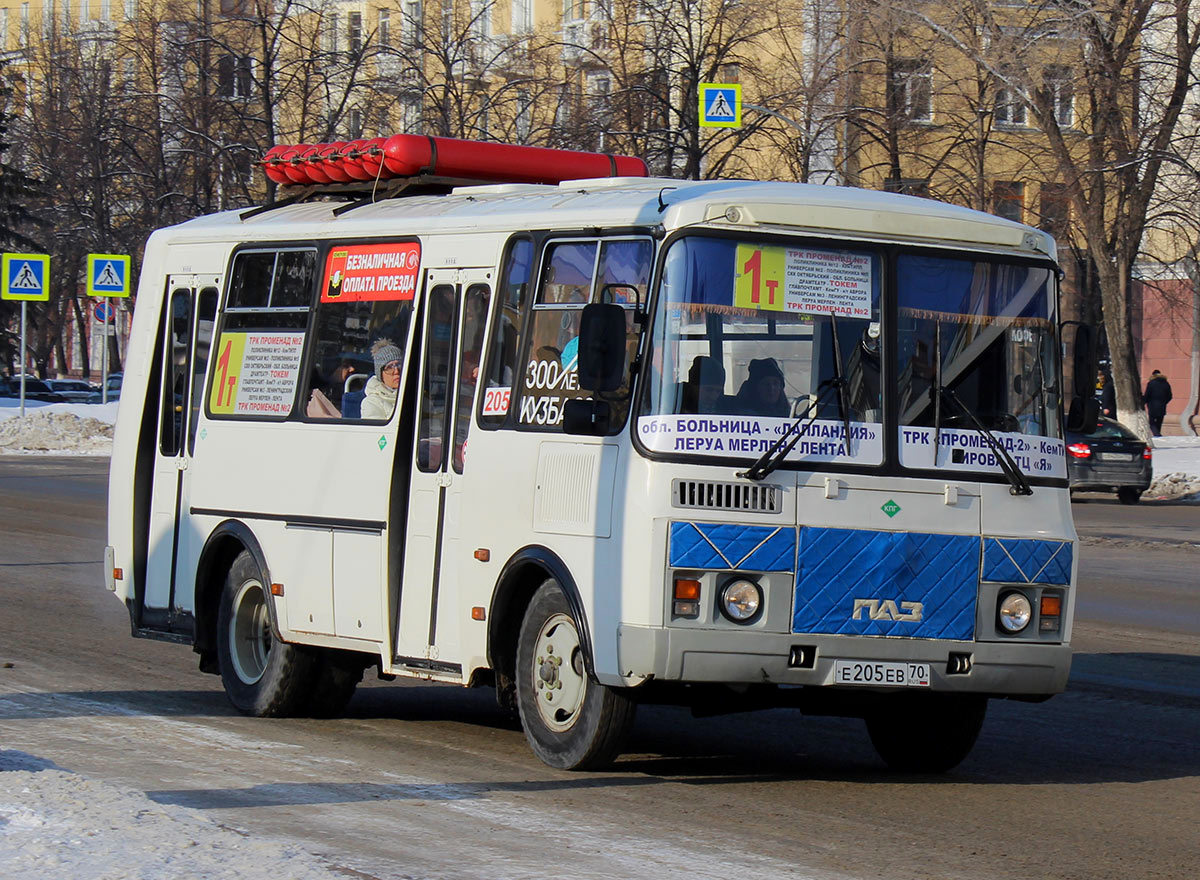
[616, 624, 1071, 697]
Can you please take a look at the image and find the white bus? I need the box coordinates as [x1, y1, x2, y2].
[106, 137, 1096, 771]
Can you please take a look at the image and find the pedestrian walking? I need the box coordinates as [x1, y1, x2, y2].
[1142, 369, 1173, 436]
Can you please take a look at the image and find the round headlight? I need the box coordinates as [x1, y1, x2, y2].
[998, 592, 1032, 633]
[719, 579, 762, 622]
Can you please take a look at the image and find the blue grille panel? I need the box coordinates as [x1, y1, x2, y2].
[669, 522, 795, 571]
[793, 528, 978, 640]
[982, 538, 1072, 585]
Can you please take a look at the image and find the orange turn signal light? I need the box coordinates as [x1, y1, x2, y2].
[674, 579, 701, 601]
[474, 548, 490, 562]
[112, 568, 123, 581]
[270, 583, 285, 596]
[471, 606, 486, 621]
[1040, 595, 1061, 616]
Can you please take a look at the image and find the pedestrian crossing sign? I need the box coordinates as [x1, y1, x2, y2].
[87, 253, 131, 297]
[699, 83, 742, 128]
[1, 253, 50, 301]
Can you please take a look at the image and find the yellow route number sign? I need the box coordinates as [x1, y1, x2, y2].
[734, 244, 786, 311]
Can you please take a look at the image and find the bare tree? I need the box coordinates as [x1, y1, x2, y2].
[895, 0, 1200, 437]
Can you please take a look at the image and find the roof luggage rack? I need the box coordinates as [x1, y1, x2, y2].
[243, 133, 648, 221]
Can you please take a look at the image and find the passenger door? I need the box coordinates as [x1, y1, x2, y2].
[142, 276, 219, 632]
[395, 268, 491, 673]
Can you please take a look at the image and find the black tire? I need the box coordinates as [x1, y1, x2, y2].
[1117, 487, 1142, 505]
[865, 694, 987, 773]
[515, 580, 635, 770]
[305, 651, 364, 718]
[216, 550, 319, 717]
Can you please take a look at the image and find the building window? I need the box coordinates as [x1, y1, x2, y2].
[378, 8, 390, 46]
[217, 55, 253, 99]
[1039, 182, 1070, 235]
[512, 0, 531, 33]
[884, 178, 929, 198]
[1, 10, 8, 49]
[516, 89, 531, 139]
[719, 63, 740, 83]
[125, 0, 136, 16]
[100, 0, 109, 19]
[563, 0, 584, 22]
[471, 0, 489, 40]
[992, 180, 1024, 223]
[1044, 66, 1074, 128]
[20, 2, 29, 46]
[890, 59, 932, 122]
[994, 86, 1026, 126]
[403, 0, 422, 46]
[349, 11, 362, 51]
[347, 108, 363, 139]
[327, 11, 339, 52]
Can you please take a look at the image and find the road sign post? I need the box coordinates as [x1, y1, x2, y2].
[2, 253, 51, 417]
[87, 254, 131, 404]
[699, 83, 743, 129]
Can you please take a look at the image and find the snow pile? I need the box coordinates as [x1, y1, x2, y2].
[0, 401, 118, 455]
[0, 753, 345, 880]
[0, 411, 114, 454]
[1145, 435, 1200, 501]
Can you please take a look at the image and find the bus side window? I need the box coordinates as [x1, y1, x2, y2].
[478, 237, 532, 428]
[453, 284, 490, 473]
[187, 288, 218, 456]
[160, 289, 192, 456]
[419, 286, 458, 470]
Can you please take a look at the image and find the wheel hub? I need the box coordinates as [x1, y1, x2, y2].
[531, 615, 586, 731]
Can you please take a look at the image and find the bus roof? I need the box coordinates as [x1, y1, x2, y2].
[160, 177, 1054, 258]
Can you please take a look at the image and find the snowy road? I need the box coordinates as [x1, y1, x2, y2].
[2, 457, 1200, 880]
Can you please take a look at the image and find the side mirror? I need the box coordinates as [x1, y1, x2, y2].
[577, 302, 627, 392]
[1066, 396, 1099, 433]
[563, 398, 611, 435]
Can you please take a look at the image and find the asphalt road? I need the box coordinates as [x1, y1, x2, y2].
[1, 457, 1198, 880]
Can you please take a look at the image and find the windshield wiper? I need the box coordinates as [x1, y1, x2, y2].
[738, 378, 840, 482]
[938, 386, 1033, 496]
[827, 318, 855, 459]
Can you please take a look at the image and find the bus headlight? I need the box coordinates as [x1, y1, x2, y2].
[719, 579, 762, 623]
[998, 591, 1032, 633]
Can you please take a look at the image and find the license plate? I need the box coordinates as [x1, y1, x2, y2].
[833, 660, 930, 687]
[1097, 452, 1134, 461]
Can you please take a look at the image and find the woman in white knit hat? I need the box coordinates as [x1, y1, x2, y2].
[360, 338, 402, 420]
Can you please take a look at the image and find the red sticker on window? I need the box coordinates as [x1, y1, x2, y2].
[322, 242, 421, 302]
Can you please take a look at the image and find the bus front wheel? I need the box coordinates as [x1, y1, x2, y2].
[515, 581, 635, 770]
[865, 693, 987, 772]
[216, 550, 317, 717]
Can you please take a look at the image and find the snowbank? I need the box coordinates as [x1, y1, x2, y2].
[0, 752, 346, 880]
[0, 401, 117, 455]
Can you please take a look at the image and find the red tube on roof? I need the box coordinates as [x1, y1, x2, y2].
[261, 133, 648, 187]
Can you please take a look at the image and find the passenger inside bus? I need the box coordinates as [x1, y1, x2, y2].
[681, 356, 736, 414]
[360, 339, 402, 420]
[734, 357, 790, 417]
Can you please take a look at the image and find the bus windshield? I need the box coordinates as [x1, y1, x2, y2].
[895, 253, 1062, 473]
[636, 234, 884, 465]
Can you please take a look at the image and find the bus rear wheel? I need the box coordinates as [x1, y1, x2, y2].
[515, 581, 635, 770]
[217, 550, 317, 717]
[864, 693, 987, 773]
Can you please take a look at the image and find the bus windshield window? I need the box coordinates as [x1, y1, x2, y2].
[637, 235, 884, 465]
[895, 254, 1063, 473]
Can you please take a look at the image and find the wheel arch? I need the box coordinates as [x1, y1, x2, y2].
[194, 520, 279, 672]
[488, 545, 595, 686]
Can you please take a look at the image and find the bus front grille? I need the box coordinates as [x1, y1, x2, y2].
[672, 480, 781, 514]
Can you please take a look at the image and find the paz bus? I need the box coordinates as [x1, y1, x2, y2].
[106, 135, 1096, 771]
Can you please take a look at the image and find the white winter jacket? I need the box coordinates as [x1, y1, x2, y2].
[359, 375, 397, 420]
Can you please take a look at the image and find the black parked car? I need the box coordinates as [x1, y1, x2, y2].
[1066, 417, 1152, 504]
[1, 376, 66, 403]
